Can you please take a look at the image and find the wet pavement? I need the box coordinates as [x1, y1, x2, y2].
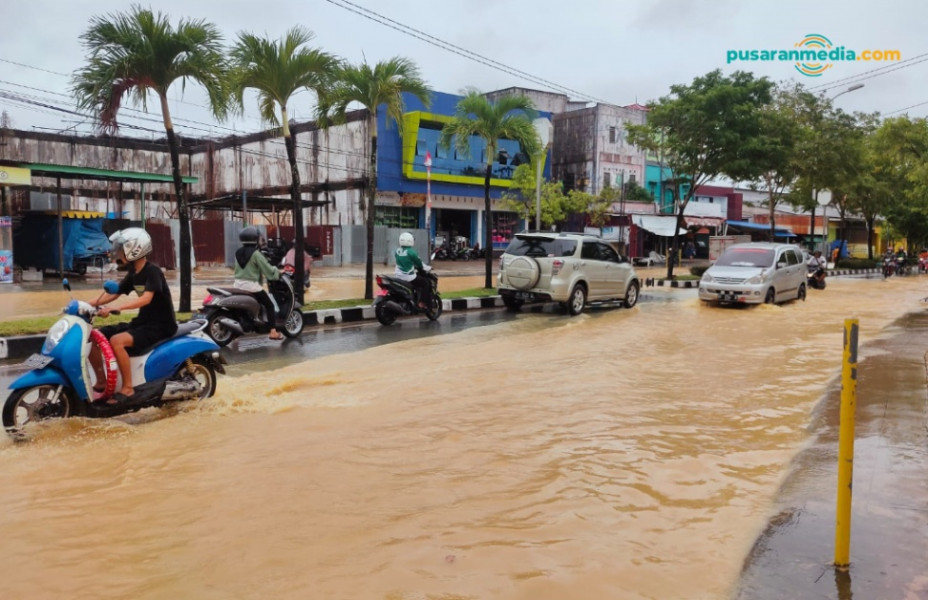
[734, 309, 928, 599]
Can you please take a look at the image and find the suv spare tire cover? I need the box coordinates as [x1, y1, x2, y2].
[507, 256, 541, 290]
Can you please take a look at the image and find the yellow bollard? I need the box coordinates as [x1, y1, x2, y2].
[834, 318, 858, 570]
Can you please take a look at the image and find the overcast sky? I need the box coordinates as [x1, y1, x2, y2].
[2, 0, 926, 139]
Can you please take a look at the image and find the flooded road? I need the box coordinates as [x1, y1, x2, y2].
[0, 275, 926, 599]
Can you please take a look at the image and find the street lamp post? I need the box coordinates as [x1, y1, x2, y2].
[532, 118, 553, 231]
[829, 83, 864, 102]
[813, 84, 863, 256]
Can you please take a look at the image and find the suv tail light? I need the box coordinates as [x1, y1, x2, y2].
[551, 259, 564, 275]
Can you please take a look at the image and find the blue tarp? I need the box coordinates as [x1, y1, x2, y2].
[726, 220, 797, 239]
[13, 216, 111, 271]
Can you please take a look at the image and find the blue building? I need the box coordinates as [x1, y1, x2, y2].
[376, 90, 550, 251]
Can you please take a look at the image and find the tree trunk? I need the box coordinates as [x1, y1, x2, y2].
[164, 125, 191, 313]
[484, 164, 493, 289]
[768, 189, 776, 242]
[285, 132, 304, 306]
[365, 118, 377, 300]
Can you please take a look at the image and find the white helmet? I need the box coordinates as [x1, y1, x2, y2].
[399, 232, 414, 247]
[109, 227, 152, 262]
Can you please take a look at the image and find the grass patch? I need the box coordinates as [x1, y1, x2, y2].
[0, 312, 195, 338]
[304, 287, 497, 311]
[1, 288, 498, 336]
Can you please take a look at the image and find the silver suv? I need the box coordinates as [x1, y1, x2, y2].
[497, 232, 641, 315]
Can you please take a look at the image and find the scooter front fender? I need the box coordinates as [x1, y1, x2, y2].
[145, 336, 221, 381]
[9, 366, 70, 390]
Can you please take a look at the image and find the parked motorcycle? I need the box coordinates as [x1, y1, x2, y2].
[373, 267, 443, 326]
[3, 279, 225, 437]
[198, 268, 304, 346]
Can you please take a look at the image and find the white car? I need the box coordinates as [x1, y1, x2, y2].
[698, 242, 806, 305]
[497, 232, 640, 315]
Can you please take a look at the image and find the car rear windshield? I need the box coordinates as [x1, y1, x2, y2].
[715, 247, 775, 268]
[505, 237, 577, 257]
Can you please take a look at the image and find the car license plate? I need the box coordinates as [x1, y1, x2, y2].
[717, 291, 737, 302]
[22, 353, 53, 369]
[514, 291, 534, 300]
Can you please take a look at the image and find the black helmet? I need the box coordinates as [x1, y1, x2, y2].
[240, 226, 259, 245]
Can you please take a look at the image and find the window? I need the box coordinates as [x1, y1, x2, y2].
[603, 172, 611, 188]
[436, 143, 449, 159]
[415, 139, 427, 156]
[581, 241, 600, 260]
[375, 206, 418, 228]
[505, 237, 577, 257]
[598, 242, 620, 263]
[609, 126, 617, 143]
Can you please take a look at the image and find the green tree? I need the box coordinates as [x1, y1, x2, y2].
[499, 163, 575, 229]
[72, 5, 229, 312]
[628, 70, 774, 278]
[753, 84, 801, 241]
[871, 116, 928, 249]
[623, 181, 653, 202]
[321, 58, 430, 299]
[850, 125, 895, 259]
[230, 26, 339, 304]
[440, 91, 540, 288]
[828, 111, 873, 255]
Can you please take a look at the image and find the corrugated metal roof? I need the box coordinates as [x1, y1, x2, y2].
[22, 162, 197, 184]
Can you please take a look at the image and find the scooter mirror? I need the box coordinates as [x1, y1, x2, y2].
[103, 280, 120, 294]
[430, 252, 437, 261]
[62, 278, 71, 292]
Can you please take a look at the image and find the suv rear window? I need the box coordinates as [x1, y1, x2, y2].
[505, 237, 577, 257]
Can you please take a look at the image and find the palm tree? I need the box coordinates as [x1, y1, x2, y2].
[72, 5, 228, 313]
[230, 26, 340, 305]
[440, 91, 540, 288]
[321, 57, 430, 300]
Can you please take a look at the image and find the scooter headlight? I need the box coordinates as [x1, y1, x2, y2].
[43, 318, 71, 353]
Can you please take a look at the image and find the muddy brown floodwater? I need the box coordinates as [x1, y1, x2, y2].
[0, 275, 925, 599]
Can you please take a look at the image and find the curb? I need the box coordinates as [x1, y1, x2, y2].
[643, 267, 884, 289]
[0, 297, 507, 362]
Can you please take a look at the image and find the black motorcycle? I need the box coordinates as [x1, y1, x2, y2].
[198, 269, 304, 346]
[882, 256, 896, 278]
[807, 268, 827, 290]
[373, 268, 443, 326]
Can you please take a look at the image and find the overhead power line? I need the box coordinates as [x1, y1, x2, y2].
[322, 0, 616, 105]
[806, 51, 928, 94]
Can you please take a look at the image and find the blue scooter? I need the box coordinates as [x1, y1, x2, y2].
[3, 279, 226, 437]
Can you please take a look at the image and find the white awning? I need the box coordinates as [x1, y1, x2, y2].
[632, 215, 687, 237]
[684, 216, 725, 228]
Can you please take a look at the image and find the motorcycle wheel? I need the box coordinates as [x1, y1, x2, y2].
[426, 296, 443, 321]
[375, 302, 397, 326]
[282, 309, 304, 338]
[172, 356, 217, 400]
[206, 313, 236, 347]
[3, 385, 74, 434]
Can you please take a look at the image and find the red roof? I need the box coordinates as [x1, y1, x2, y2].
[624, 103, 649, 111]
